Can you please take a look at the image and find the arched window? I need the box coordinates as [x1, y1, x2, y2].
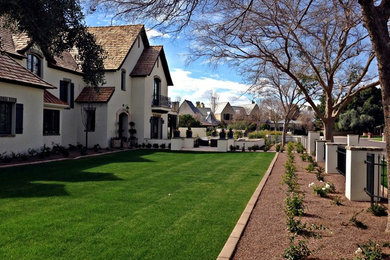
[27, 54, 42, 77]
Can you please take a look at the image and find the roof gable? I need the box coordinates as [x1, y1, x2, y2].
[130, 46, 173, 86]
[215, 102, 234, 114]
[87, 25, 146, 70]
[0, 53, 55, 89]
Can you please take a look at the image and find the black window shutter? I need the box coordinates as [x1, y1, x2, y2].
[60, 80, 67, 103]
[70, 83, 75, 108]
[15, 103, 23, 134]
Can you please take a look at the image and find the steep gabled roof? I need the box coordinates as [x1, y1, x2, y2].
[131, 46, 173, 86]
[242, 104, 258, 115]
[215, 102, 232, 115]
[75, 87, 115, 103]
[180, 100, 200, 114]
[232, 106, 245, 114]
[0, 53, 55, 89]
[0, 26, 81, 73]
[87, 25, 146, 70]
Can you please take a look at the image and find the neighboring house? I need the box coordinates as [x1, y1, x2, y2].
[214, 102, 235, 124]
[232, 103, 261, 122]
[178, 100, 219, 127]
[197, 107, 219, 127]
[0, 24, 173, 153]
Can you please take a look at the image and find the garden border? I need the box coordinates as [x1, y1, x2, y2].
[217, 152, 279, 260]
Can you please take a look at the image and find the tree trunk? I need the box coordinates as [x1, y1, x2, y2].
[358, 1, 390, 232]
[281, 119, 289, 148]
[323, 118, 335, 142]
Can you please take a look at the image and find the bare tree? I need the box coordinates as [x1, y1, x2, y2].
[252, 72, 305, 147]
[358, 0, 390, 232]
[88, 0, 379, 141]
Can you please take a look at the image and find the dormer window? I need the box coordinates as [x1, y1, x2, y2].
[121, 69, 126, 91]
[27, 54, 42, 77]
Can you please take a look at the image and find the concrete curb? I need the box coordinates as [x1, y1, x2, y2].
[0, 149, 133, 169]
[216, 152, 279, 260]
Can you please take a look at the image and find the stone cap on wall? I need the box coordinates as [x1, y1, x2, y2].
[346, 146, 384, 151]
[325, 142, 347, 146]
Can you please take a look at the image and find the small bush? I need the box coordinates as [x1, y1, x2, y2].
[300, 153, 309, 162]
[276, 144, 281, 152]
[349, 210, 367, 229]
[295, 142, 305, 154]
[355, 240, 384, 260]
[331, 196, 343, 206]
[285, 193, 305, 217]
[248, 131, 266, 139]
[315, 166, 325, 181]
[80, 147, 87, 156]
[368, 203, 388, 217]
[234, 131, 244, 139]
[252, 145, 260, 151]
[93, 144, 101, 152]
[160, 143, 166, 149]
[152, 143, 159, 149]
[282, 239, 311, 260]
[305, 163, 315, 173]
[310, 182, 333, 197]
[146, 143, 152, 149]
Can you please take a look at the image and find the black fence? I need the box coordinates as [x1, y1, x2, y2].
[336, 145, 346, 176]
[364, 153, 387, 206]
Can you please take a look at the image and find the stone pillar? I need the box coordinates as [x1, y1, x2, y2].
[315, 140, 326, 162]
[325, 143, 341, 173]
[171, 138, 183, 151]
[183, 138, 194, 148]
[218, 139, 228, 152]
[227, 139, 234, 150]
[308, 131, 320, 155]
[347, 135, 359, 146]
[345, 146, 384, 201]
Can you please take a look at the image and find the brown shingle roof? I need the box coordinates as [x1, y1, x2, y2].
[75, 87, 115, 103]
[131, 46, 173, 85]
[0, 26, 80, 73]
[88, 25, 145, 70]
[0, 53, 55, 89]
[131, 46, 162, 76]
[44, 90, 68, 106]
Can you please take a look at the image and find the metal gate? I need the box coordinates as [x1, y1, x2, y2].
[364, 153, 387, 206]
[336, 145, 346, 176]
[323, 142, 326, 161]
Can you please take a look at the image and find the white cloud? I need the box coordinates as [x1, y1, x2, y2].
[146, 28, 171, 39]
[168, 69, 253, 106]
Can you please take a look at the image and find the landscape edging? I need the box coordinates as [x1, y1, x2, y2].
[216, 152, 279, 260]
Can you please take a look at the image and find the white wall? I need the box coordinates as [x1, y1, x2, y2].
[0, 82, 44, 154]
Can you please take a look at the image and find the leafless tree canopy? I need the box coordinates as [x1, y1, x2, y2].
[87, 0, 379, 139]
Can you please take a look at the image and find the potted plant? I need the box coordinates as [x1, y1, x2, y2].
[111, 137, 121, 148]
[227, 128, 234, 139]
[173, 128, 181, 138]
[128, 121, 137, 148]
[219, 129, 226, 139]
[186, 127, 192, 138]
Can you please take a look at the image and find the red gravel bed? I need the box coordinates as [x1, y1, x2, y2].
[233, 152, 390, 259]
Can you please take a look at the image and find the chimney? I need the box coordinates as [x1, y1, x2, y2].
[201, 102, 205, 108]
[196, 101, 201, 108]
[171, 101, 179, 112]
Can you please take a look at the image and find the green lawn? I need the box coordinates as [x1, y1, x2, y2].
[0, 150, 274, 259]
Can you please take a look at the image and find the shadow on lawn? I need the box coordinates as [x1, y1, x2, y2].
[0, 150, 156, 198]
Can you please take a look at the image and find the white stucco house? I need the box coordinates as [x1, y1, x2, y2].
[0, 24, 174, 154]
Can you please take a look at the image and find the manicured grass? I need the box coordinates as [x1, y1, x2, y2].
[0, 150, 274, 259]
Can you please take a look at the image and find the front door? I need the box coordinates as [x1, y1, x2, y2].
[150, 116, 163, 139]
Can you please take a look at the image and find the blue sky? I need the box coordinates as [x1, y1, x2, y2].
[83, 10, 253, 106]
